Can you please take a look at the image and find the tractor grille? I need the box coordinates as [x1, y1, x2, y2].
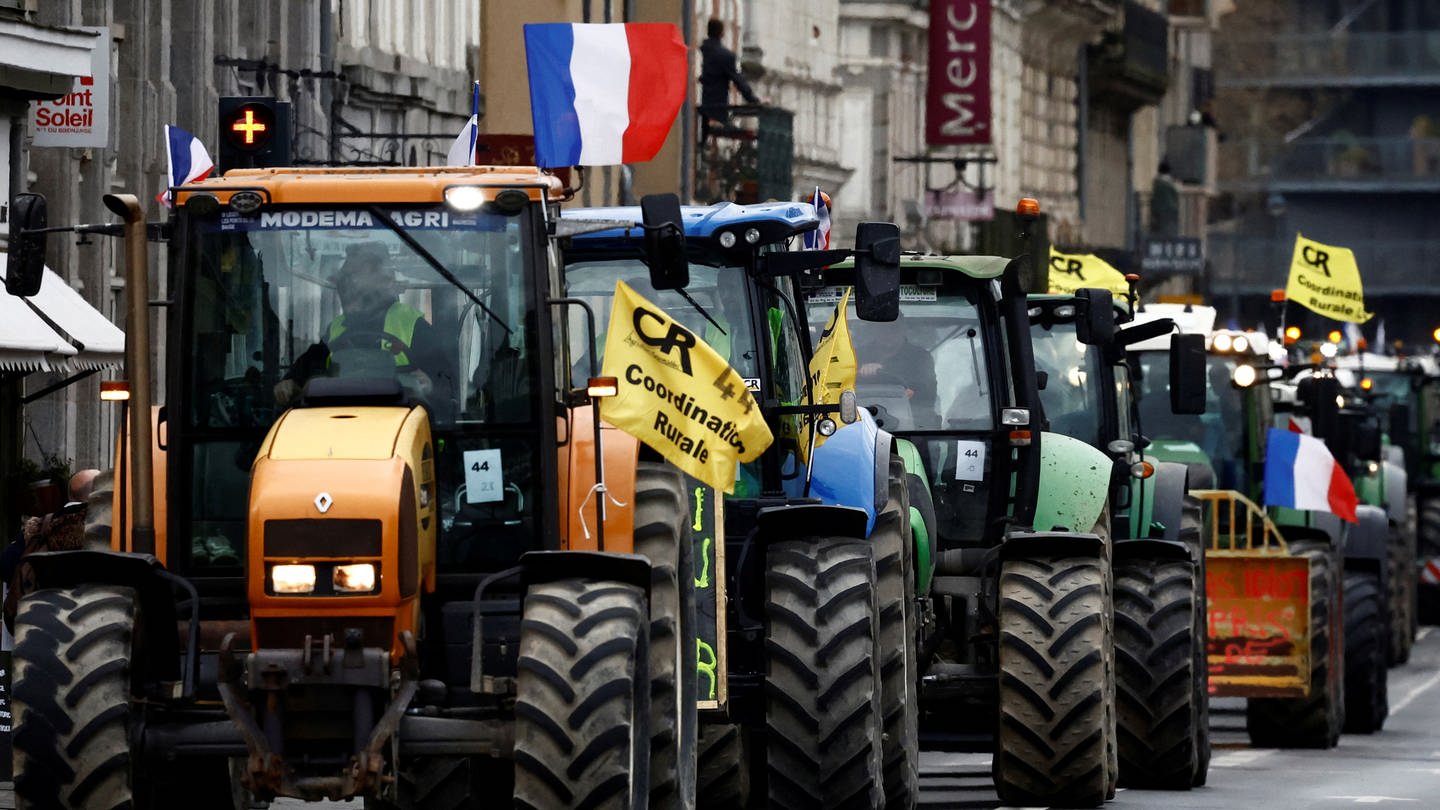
[264, 519, 382, 558]
[254, 616, 395, 649]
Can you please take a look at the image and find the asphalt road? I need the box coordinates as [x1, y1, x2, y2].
[5, 629, 1439, 808]
[921, 626, 1440, 808]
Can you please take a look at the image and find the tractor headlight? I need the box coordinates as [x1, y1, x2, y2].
[334, 563, 377, 593]
[272, 564, 317, 594]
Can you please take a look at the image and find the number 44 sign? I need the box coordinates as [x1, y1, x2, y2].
[464, 448, 504, 504]
[955, 440, 985, 482]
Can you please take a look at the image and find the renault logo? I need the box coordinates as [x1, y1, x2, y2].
[314, 492, 333, 513]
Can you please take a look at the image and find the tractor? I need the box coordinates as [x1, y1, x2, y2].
[559, 200, 915, 809]
[5, 160, 709, 807]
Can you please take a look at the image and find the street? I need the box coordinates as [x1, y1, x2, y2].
[921, 627, 1440, 808]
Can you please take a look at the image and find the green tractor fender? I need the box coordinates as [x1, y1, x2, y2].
[895, 438, 936, 595]
[1034, 431, 1111, 534]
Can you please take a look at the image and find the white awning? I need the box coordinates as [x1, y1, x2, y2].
[0, 254, 124, 372]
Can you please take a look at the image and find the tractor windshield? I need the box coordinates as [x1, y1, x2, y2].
[179, 204, 547, 574]
[1029, 319, 1104, 448]
[1137, 351, 1250, 481]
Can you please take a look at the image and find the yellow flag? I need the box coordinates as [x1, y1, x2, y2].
[599, 281, 774, 493]
[1284, 233, 1372, 324]
[1048, 246, 1130, 296]
[799, 289, 857, 462]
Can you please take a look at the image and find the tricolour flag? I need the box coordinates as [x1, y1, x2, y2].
[523, 23, 686, 168]
[598, 280, 773, 492]
[1263, 428, 1358, 523]
[157, 125, 214, 207]
[803, 187, 831, 250]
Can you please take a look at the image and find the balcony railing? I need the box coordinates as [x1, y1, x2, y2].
[1226, 136, 1440, 191]
[1207, 234, 1440, 294]
[1216, 31, 1440, 87]
[695, 105, 794, 204]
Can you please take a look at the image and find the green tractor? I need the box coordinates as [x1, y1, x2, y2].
[1130, 307, 1387, 743]
[1026, 291, 1212, 789]
[806, 246, 1118, 806]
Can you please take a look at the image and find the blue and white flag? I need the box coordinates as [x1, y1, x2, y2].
[157, 125, 214, 207]
[446, 82, 481, 167]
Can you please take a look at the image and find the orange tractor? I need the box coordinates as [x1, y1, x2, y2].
[5, 144, 701, 806]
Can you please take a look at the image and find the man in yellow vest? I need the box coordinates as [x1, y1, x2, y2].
[274, 248, 445, 406]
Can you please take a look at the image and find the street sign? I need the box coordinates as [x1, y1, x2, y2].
[925, 189, 993, 221]
[1141, 237, 1204, 274]
[30, 26, 110, 148]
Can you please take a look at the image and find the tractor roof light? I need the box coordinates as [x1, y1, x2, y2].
[1320, 342, 1338, 359]
[1016, 198, 1041, 220]
[444, 185, 487, 212]
[1284, 325, 1302, 345]
[1328, 330, 1343, 344]
[1360, 377, 1374, 391]
[100, 380, 130, 401]
[1233, 334, 1250, 354]
[1213, 333, 1233, 353]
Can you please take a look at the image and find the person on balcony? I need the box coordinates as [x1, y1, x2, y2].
[699, 18, 764, 139]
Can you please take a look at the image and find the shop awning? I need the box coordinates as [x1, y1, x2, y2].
[0, 255, 124, 372]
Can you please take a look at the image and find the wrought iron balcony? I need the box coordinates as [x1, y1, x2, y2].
[695, 105, 794, 204]
[1224, 136, 1440, 192]
[1207, 234, 1440, 294]
[1217, 31, 1440, 88]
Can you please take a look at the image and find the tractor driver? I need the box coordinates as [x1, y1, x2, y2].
[274, 247, 447, 407]
[853, 314, 938, 428]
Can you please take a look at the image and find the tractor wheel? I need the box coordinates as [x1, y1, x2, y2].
[1115, 557, 1201, 789]
[993, 556, 1109, 808]
[13, 585, 145, 810]
[1387, 521, 1415, 666]
[633, 461, 698, 810]
[765, 537, 883, 809]
[514, 578, 650, 810]
[876, 456, 919, 809]
[695, 724, 748, 810]
[1179, 494, 1211, 786]
[1246, 537, 1343, 748]
[1418, 497, 1440, 625]
[1343, 570, 1390, 733]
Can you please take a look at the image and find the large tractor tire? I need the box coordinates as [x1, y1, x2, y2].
[1246, 537, 1343, 749]
[993, 556, 1110, 808]
[877, 456, 920, 809]
[1387, 522, 1416, 666]
[514, 579, 650, 810]
[13, 584, 143, 810]
[1418, 497, 1440, 625]
[1179, 494, 1211, 786]
[695, 724, 748, 810]
[1115, 557, 1201, 790]
[633, 461, 698, 810]
[765, 537, 883, 810]
[1343, 570, 1390, 733]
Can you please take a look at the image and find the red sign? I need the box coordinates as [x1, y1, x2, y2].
[926, 1, 992, 146]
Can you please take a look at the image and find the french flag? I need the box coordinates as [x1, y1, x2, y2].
[446, 82, 482, 167]
[524, 23, 686, 168]
[157, 125, 214, 208]
[803, 186, 831, 250]
[1263, 428, 1358, 523]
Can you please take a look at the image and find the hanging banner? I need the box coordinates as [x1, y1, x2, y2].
[1283, 233, 1372, 324]
[1047, 246, 1130, 296]
[926, 1, 992, 146]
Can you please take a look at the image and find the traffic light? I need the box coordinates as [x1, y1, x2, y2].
[218, 97, 291, 172]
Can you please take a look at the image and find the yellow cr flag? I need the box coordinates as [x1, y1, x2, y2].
[599, 280, 774, 493]
[1048, 247, 1130, 296]
[801, 288, 858, 461]
[1284, 233, 1372, 324]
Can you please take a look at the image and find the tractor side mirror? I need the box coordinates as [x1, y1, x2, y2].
[6, 193, 49, 297]
[1170, 333, 1208, 415]
[853, 221, 901, 322]
[640, 193, 688, 291]
[1299, 375, 1342, 440]
[1073, 288, 1115, 346]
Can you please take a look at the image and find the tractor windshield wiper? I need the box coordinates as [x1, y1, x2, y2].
[366, 205, 512, 336]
